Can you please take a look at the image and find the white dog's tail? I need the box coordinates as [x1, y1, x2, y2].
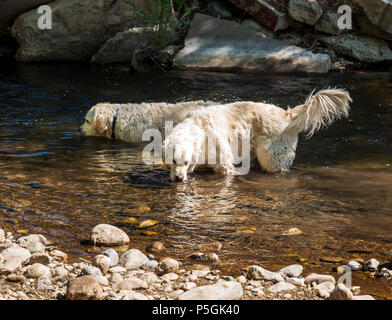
[285, 88, 352, 138]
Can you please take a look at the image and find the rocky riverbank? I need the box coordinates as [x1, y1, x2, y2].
[1, 0, 391, 73]
[0, 224, 385, 300]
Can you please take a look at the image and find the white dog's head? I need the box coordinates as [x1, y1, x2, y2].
[80, 103, 118, 138]
[164, 134, 197, 182]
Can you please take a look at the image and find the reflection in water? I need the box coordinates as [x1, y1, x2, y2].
[0, 63, 392, 299]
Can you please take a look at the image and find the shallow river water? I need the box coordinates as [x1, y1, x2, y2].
[0, 63, 391, 299]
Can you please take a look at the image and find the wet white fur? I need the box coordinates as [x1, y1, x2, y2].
[80, 100, 212, 143]
[164, 89, 352, 181]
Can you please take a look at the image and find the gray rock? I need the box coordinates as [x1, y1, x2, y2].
[120, 249, 149, 270]
[94, 254, 111, 274]
[177, 281, 243, 300]
[313, 281, 335, 298]
[115, 278, 148, 291]
[183, 281, 197, 291]
[268, 282, 296, 293]
[81, 266, 103, 279]
[353, 295, 376, 300]
[329, 283, 354, 300]
[102, 248, 119, 266]
[91, 27, 155, 64]
[114, 290, 148, 300]
[16, 234, 46, 253]
[26, 263, 50, 278]
[319, 34, 392, 63]
[316, 13, 345, 35]
[279, 264, 303, 278]
[37, 276, 52, 290]
[54, 266, 68, 278]
[173, 13, 330, 74]
[156, 258, 180, 275]
[11, 0, 147, 62]
[348, 261, 362, 271]
[352, 0, 392, 34]
[286, 277, 305, 286]
[288, 0, 323, 25]
[305, 273, 336, 284]
[66, 275, 103, 300]
[142, 260, 158, 271]
[91, 224, 129, 246]
[49, 249, 68, 260]
[207, 1, 232, 19]
[0, 245, 31, 273]
[0, 229, 5, 243]
[365, 258, 380, 271]
[248, 265, 285, 282]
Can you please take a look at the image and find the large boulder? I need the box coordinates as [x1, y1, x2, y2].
[352, 0, 392, 34]
[320, 34, 392, 63]
[11, 0, 147, 62]
[228, 0, 290, 32]
[173, 13, 330, 74]
[316, 13, 345, 36]
[0, 0, 51, 36]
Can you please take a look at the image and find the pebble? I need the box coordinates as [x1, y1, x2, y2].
[81, 266, 103, 279]
[328, 284, 354, 300]
[16, 234, 47, 253]
[113, 290, 148, 300]
[6, 274, 26, 283]
[168, 289, 184, 299]
[115, 278, 148, 291]
[286, 277, 305, 287]
[120, 249, 149, 270]
[365, 258, 379, 271]
[237, 275, 247, 284]
[268, 282, 296, 293]
[26, 263, 50, 278]
[94, 254, 111, 274]
[142, 260, 158, 271]
[162, 273, 179, 282]
[348, 260, 362, 271]
[279, 264, 303, 278]
[90, 224, 130, 246]
[54, 266, 68, 278]
[352, 295, 375, 300]
[183, 282, 197, 291]
[102, 248, 119, 266]
[313, 281, 335, 298]
[177, 281, 243, 300]
[49, 250, 68, 260]
[66, 275, 103, 300]
[248, 265, 285, 282]
[109, 266, 127, 274]
[156, 258, 180, 275]
[0, 245, 31, 273]
[110, 273, 123, 284]
[0, 229, 5, 243]
[37, 276, 52, 290]
[305, 274, 336, 284]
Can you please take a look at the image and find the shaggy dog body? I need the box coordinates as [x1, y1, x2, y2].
[164, 89, 351, 181]
[80, 101, 211, 143]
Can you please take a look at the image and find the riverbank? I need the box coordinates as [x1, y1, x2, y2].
[0, 225, 382, 300]
[1, 0, 391, 73]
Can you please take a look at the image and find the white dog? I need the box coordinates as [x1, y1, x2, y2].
[80, 100, 212, 143]
[164, 89, 352, 182]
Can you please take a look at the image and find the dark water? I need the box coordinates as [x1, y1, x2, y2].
[0, 63, 392, 299]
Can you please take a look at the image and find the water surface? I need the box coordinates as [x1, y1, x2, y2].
[0, 63, 391, 299]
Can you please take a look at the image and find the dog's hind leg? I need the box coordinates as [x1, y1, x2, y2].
[256, 135, 298, 173]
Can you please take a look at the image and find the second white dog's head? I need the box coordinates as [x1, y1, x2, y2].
[164, 136, 196, 182]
